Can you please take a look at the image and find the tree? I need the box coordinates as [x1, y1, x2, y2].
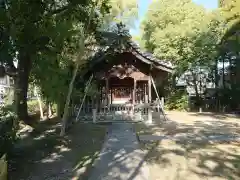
[101, 0, 138, 30]
[141, 0, 225, 108]
[60, 22, 132, 136]
[132, 35, 145, 49]
[220, 0, 240, 38]
[217, 0, 240, 110]
[0, 0, 110, 122]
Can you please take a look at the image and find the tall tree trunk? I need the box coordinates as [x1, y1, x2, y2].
[34, 86, 44, 120]
[60, 1, 96, 136]
[47, 101, 53, 119]
[57, 101, 61, 119]
[37, 96, 44, 120]
[190, 71, 201, 110]
[60, 65, 79, 136]
[57, 97, 64, 119]
[15, 52, 32, 122]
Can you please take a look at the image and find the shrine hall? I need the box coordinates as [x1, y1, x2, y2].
[74, 39, 173, 119]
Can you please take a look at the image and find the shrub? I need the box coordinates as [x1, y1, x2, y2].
[0, 106, 18, 158]
[0, 106, 18, 180]
[27, 100, 39, 114]
[165, 90, 188, 111]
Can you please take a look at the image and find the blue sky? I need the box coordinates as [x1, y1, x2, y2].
[130, 0, 219, 35]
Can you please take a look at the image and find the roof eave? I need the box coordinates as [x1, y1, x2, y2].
[154, 65, 173, 73]
[131, 50, 173, 73]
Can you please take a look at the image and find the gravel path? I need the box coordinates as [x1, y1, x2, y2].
[89, 123, 149, 180]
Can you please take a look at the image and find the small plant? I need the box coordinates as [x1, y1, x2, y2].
[0, 106, 18, 158]
[165, 90, 188, 111]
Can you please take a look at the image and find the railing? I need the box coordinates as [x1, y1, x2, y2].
[71, 102, 165, 123]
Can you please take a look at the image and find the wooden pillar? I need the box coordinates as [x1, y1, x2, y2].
[92, 108, 97, 123]
[133, 79, 136, 105]
[148, 73, 152, 124]
[105, 78, 110, 106]
[148, 75, 152, 103]
[144, 82, 148, 103]
[132, 79, 136, 113]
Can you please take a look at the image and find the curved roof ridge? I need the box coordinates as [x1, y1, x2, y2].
[127, 40, 174, 69]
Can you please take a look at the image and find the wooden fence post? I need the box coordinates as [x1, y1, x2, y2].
[92, 109, 97, 123]
[147, 109, 152, 124]
[161, 97, 164, 110]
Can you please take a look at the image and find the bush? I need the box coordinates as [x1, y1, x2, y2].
[165, 90, 188, 111]
[0, 107, 18, 158]
[27, 100, 39, 114]
[0, 106, 18, 180]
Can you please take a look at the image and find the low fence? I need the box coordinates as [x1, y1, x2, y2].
[69, 103, 165, 123]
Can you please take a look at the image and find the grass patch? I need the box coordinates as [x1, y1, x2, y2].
[9, 119, 107, 180]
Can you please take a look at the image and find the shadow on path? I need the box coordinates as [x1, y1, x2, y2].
[89, 123, 149, 180]
[9, 119, 107, 180]
[135, 112, 240, 180]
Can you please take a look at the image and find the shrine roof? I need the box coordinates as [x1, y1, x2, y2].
[83, 33, 174, 76]
[127, 40, 173, 72]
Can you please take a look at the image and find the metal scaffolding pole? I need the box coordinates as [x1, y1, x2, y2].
[75, 74, 93, 122]
[150, 76, 168, 121]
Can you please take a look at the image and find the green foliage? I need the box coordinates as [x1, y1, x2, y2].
[216, 1, 240, 111]
[0, 106, 18, 159]
[142, 0, 225, 74]
[141, 0, 227, 106]
[28, 0, 135, 109]
[27, 100, 40, 114]
[220, 0, 240, 41]
[165, 90, 188, 111]
[102, 0, 138, 30]
[1, 0, 138, 122]
[3, 89, 14, 107]
[0, 0, 112, 120]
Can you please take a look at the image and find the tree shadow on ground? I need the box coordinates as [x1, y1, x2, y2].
[189, 111, 240, 120]
[88, 123, 150, 180]
[134, 114, 240, 180]
[9, 118, 107, 180]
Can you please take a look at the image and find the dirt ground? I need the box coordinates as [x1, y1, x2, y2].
[9, 118, 107, 180]
[135, 111, 240, 180]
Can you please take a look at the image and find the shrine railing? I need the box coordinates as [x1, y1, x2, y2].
[69, 102, 164, 122]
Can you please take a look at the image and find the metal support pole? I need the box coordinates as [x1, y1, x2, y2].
[151, 76, 168, 121]
[161, 97, 164, 111]
[76, 74, 93, 122]
[148, 75, 152, 103]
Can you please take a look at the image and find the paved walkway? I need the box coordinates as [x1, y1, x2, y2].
[89, 123, 149, 180]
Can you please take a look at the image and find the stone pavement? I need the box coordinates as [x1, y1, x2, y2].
[88, 123, 149, 180]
